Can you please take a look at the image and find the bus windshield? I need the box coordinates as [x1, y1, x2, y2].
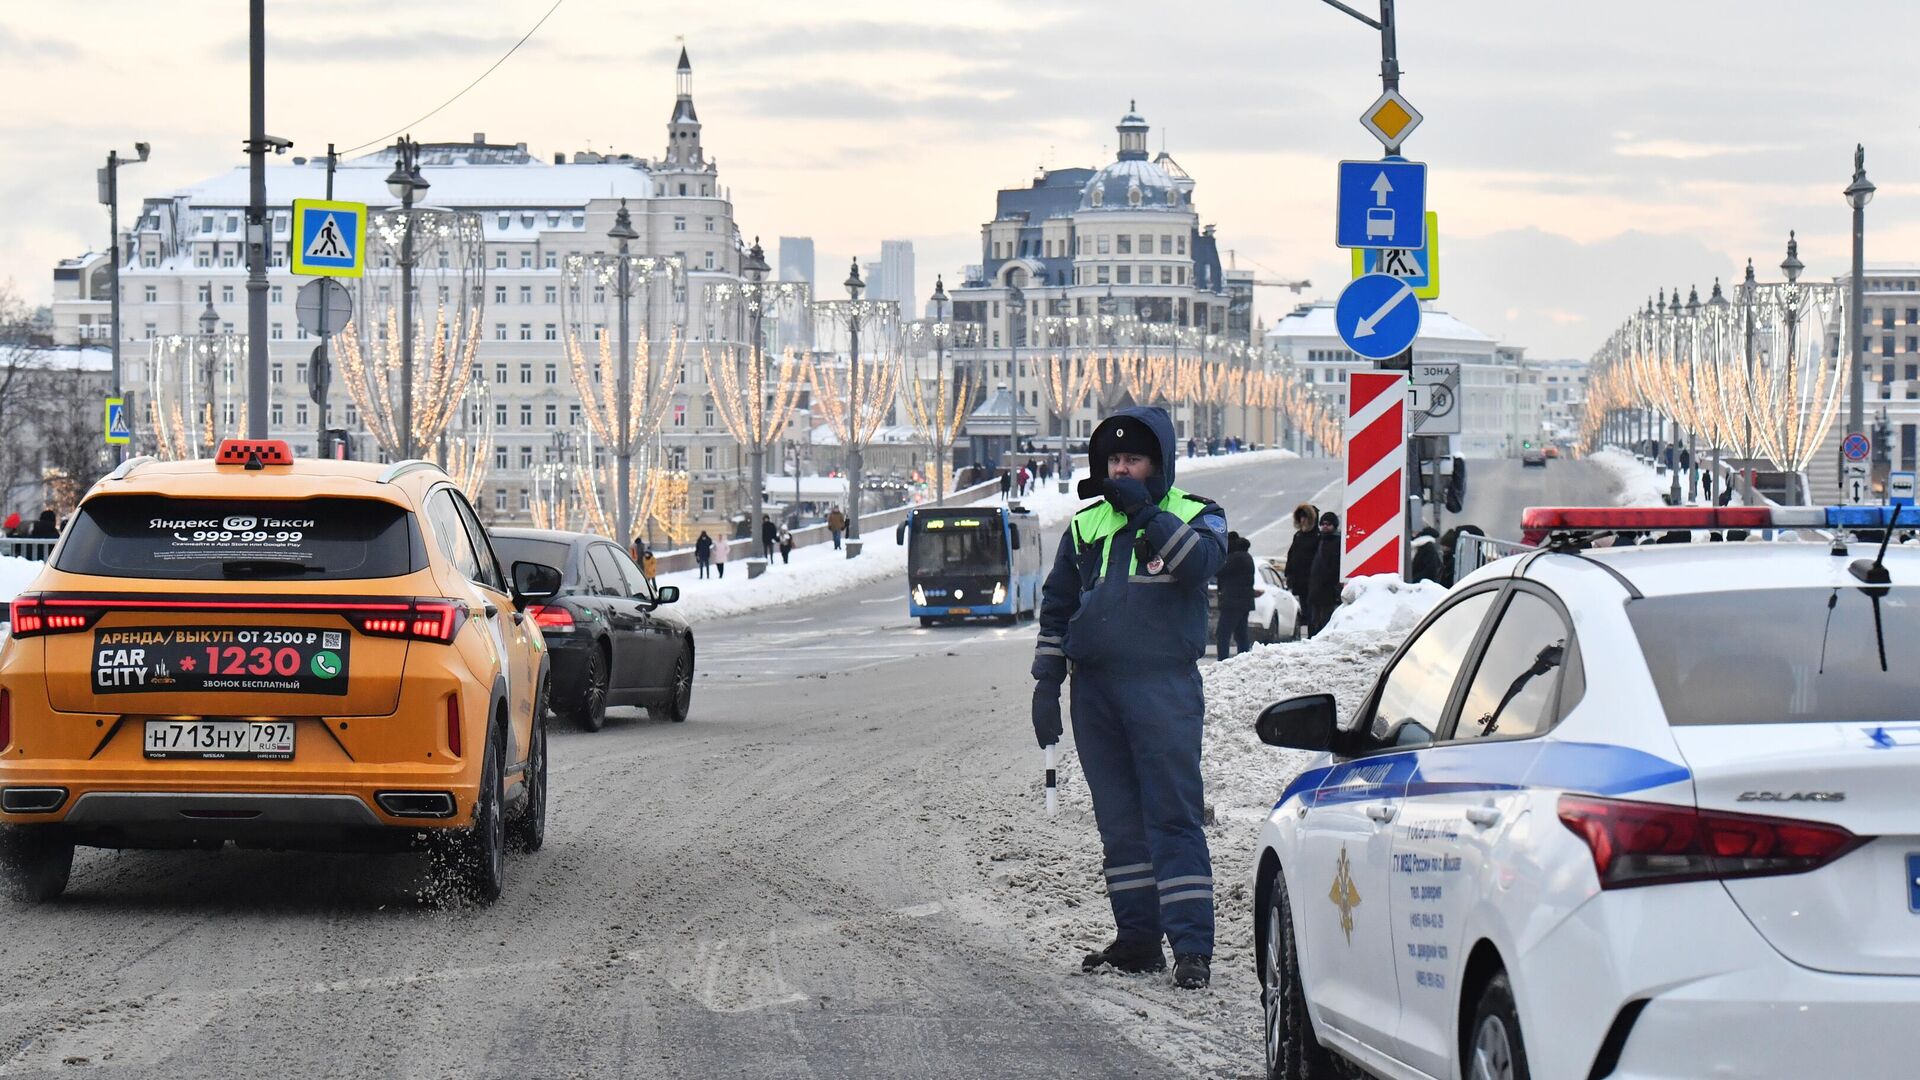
[910, 516, 1006, 576]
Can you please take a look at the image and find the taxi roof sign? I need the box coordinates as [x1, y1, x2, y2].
[1361, 89, 1422, 151]
[215, 438, 295, 468]
[290, 199, 366, 278]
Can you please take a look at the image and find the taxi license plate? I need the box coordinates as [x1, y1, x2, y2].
[144, 720, 295, 761]
[1908, 854, 1920, 914]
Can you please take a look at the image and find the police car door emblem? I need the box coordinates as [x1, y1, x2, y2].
[1330, 845, 1362, 945]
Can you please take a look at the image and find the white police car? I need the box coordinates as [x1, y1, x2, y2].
[1251, 506, 1920, 1080]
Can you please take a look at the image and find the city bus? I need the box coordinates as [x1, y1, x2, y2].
[896, 504, 1043, 626]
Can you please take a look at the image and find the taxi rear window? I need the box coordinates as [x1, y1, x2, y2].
[55, 495, 420, 580]
[1628, 587, 1920, 726]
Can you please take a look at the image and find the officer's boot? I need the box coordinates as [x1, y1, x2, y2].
[1081, 937, 1167, 974]
[1172, 953, 1211, 989]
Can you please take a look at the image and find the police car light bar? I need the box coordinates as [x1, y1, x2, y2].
[215, 439, 295, 468]
[1520, 505, 1920, 546]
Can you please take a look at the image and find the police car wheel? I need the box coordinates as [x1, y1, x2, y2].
[1465, 971, 1530, 1080]
[1263, 871, 1334, 1079]
[0, 826, 73, 903]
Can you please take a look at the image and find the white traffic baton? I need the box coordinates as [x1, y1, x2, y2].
[1044, 743, 1058, 817]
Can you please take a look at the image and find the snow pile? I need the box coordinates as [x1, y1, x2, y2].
[967, 625, 1406, 1073]
[662, 449, 1301, 624]
[1590, 448, 1669, 507]
[1323, 573, 1447, 635]
[0, 556, 43, 606]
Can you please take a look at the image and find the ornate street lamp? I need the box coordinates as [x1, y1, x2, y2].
[1845, 145, 1875, 438]
[384, 136, 429, 459]
[811, 260, 900, 549]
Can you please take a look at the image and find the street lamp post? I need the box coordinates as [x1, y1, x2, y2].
[384, 137, 429, 460]
[1008, 279, 1025, 468]
[1845, 145, 1875, 444]
[608, 202, 641, 548]
[845, 260, 867, 543]
[99, 142, 150, 461]
[1685, 284, 1701, 502]
[741, 238, 772, 568]
[199, 291, 220, 445]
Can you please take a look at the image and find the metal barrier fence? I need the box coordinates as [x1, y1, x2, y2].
[1452, 534, 1536, 583]
[0, 538, 55, 562]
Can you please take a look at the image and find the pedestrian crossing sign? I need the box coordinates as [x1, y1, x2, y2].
[105, 397, 130, 445]
[290, 199, 366, 278]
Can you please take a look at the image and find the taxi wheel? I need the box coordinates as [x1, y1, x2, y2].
[454, 721, 508, 904]
[566, 644, 609, 732]
[510, 675, 549, 853]
[650, 645, 693, 724]
[1466, 971, 1531, 1080]
[1263, 872, 1335, 1080]
[0, 827, 73, 903]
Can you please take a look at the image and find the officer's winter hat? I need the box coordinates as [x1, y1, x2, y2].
[1091, 420, 1160, 466]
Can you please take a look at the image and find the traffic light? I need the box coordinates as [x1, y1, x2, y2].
[1874, 421, 1893, 465]
[1522, 440, 1533, 449]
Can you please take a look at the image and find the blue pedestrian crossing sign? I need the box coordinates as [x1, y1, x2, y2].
[290, 199, 366, 278]
[1336, 273, 1423, 361]
[1335, 159, 1427, 250]
[104, 397, 130, 445]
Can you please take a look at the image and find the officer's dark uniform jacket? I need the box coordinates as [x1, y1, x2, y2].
[1031, 407, 1228, 682]
[1029, 406, 1227, 957]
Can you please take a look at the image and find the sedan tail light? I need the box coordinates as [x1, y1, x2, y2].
[1558, 794, 1867, 889]
[526, 604, 574, 630]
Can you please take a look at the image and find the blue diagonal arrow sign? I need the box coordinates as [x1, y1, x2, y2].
[1337, 273, 1422, 361]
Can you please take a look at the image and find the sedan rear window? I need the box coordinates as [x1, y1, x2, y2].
[491, 537, 573, 579]
[1628, 588, 1920, 726]
[55, 495, 420, 580]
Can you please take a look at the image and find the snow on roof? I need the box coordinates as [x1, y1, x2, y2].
[21, 345, 112, 373]
[1266, 300, 1497, 348]
[152, 159, 657, 212]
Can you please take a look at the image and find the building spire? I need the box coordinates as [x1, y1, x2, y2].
[665, 44, 702, 167]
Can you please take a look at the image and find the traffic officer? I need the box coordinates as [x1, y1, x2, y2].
[1030, 405, 1228, 989]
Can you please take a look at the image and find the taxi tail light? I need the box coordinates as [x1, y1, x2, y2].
[445, 694, 462, 758]
[347, 599, 466, 643]
[1558, 795, 1867, 889]
[7, 597, 98, 638]
[526, 604, 572, 630]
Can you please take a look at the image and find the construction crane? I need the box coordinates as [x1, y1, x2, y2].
[1225, 250, 1311, 293]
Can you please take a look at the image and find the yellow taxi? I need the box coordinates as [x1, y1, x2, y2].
[0, 439, 556, 903]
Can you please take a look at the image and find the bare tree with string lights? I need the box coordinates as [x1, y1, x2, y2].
[902, 275, 981, 505]
[335, 168, 489, 473]
[811, 260, 901, 545]
[558, 211, 683, 547]
[702, 239, 810, 566]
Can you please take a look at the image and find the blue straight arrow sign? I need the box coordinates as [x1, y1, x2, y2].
[1336, 159, 1427, 250]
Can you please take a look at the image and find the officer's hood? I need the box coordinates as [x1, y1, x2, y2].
[1087, 406, 1177, 503]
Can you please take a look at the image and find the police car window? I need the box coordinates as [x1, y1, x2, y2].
[53, 495, 418, 580]
[424, 491, 483, 583]
[1629, 587, 1920, 726]
[1369, 591, 1496, 746]
[1453, 593, 1570, 741]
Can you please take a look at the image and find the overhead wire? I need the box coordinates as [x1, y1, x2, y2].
[338, 0, 567, 155]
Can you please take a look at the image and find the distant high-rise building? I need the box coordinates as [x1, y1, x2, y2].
[864, 260, 884, 297]
[777, 236, 814, 286]
[875, 240, 915, 306]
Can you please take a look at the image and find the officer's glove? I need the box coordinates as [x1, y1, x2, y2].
[1102, 476, 1153, 520]
[1032, 683, 1063, 748]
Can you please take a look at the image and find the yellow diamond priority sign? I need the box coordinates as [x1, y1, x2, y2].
[1361, 89, 1422, 151]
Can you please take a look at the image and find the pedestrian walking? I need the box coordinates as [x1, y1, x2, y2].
[640, 548, 659, 588]
[1213, 531, 1256, 661]
[694, 531, 714, 579]
[761, 515, 778, 562]
[1282, 503, 1319, 633]
[1186, 437, 1196, 459]
[1306, 511, 1343, 637]
[999, 469, 1013, 501]
[713, 532, 729, 578]
[777, 526, 794, 565]
[827, 505, 846, 550]
[1031, 405, 1227, 990]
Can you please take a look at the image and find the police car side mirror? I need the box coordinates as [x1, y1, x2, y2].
[511, 561, 562, 605]
[1256, 694, 1338, 752]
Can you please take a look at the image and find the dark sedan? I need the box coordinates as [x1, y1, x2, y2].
[490, 529, 695, 731]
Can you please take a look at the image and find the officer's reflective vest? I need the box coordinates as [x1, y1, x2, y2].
[1070, 485, 1211, 582]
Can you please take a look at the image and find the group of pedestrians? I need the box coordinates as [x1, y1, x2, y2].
[1280, 503, 1344, 637]
[998, 460, 1058, 500]
[683, 503, 850, 579]
[4, 509, 60, 561]
[1184, 435, 1246, 458]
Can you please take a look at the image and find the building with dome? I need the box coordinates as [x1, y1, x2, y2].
[948, 105, 1250, 463]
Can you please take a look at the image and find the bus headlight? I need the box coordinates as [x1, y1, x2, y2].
[992, 582, 1007, 605]
[912, 584, 927, 606]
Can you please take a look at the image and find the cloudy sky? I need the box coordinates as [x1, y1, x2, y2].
[2, 0, 1916, 358]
